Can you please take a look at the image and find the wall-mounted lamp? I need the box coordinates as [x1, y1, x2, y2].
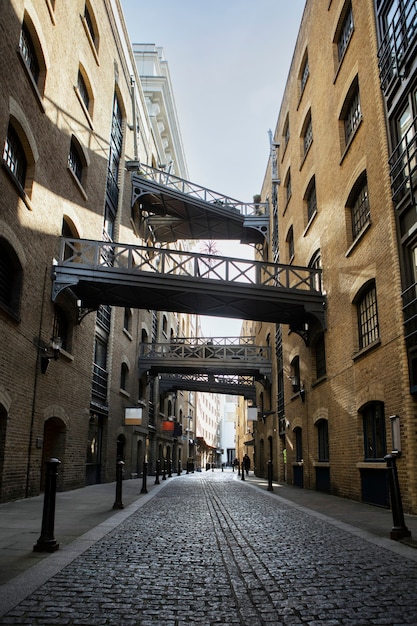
[290, 376, 305, 402]
[41, 337, 62, 374]
[390, 415, 401, 455]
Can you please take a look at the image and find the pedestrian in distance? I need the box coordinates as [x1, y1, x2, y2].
[243, 454, 250, 475]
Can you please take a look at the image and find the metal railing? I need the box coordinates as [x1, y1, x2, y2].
[389, 120, 417, 203]
[58, 238, 322, 293]
[139, 339, 271, 362]
[131, 162, 268, 217]
[378, 0, 417, 92]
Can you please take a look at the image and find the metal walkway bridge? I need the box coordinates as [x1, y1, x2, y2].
[129, 162, 269, 244]
[52, 238, 326, 333]
[158, 373, 258, 401]
[139, 336, 271, 381]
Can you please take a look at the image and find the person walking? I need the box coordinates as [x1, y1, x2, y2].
[243, 454, 250, 475]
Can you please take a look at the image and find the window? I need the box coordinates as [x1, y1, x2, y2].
[286, 226, 294, 262]
[3, 124, 27, 189]
[68, 137, 83, 184]
[317, 419, 329, 461]
[361, 401, 386, 460]
[120, 363, 129, 391]
[389, 88, 417, 201]
[84, 2, 99, 50]
[295, 428, 303, 462]
[123, 307, 132, 333]
[344, 87, 361, 144]
[300, 54, 309, 94]
[19, 22, 40, 83]
[309, 250, 322, 292]
[283, 116, 290, 148]
[303, 112, 313, 157]
[306, 177, 317, 223]
[313, 333, 326, 379]
[290, 356, 300, 392]
[349, 174, 370, 240]
[356, 282, 379, 349]
[52, 305, 69, 352]
[285, 169, 292, 204]
[77, 70, 90, 111]
[337, 2, 354, 61]
[378, 0, 417, 91]
[0, 238, 23, 318]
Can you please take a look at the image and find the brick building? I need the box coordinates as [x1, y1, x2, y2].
[254, 0, 417, 514]
[0, 0, 191, 502]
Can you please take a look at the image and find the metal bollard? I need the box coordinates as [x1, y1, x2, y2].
[177, 459, 182, 475]
[113, 460, 125, 509]
[141, 461, 148, 494]
[241, 461, 245, 481]
[267, 459, 274, 492]
[33, 458, 61, 552]
[162, 459, 167, 480]
[155, 459, 161, 485]
[384, 454, 411, 540]
[238, 461, 241, 476]
[168, 460, 172, 478]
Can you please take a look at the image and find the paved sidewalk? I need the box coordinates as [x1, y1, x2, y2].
[0, 470, 417, 625]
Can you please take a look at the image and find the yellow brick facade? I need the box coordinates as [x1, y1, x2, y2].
[255, 0, 417, 513]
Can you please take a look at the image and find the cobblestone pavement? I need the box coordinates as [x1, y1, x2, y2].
[1, 472, 417, 625]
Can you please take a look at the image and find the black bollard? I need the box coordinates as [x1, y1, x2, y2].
[241, 461, 245, 481]
[155, 459, 160, 485]
[168, 460, 172, 478]
[177, 459, 182, 476]
[33, 458, 61, 552]
[238, 461, 241, 477]
[384, 454, 411, 540]
[186, 460, 189, 474]
[141, 461, 148, 494]
[162, 459, 167, 480]
[267, 459, 274, 492]
[113, 460, 125, 509]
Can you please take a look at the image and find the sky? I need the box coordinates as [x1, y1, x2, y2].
[120, 0, 306, 336]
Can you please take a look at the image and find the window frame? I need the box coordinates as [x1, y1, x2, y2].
[356, 281, 380, 350]
[317, 419, 329, 462]
[361, 401, 386, 461]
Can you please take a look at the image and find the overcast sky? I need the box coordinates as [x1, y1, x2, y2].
[120, 0, 305, 336]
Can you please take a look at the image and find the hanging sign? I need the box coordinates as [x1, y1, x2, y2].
[125, 408, 142, 425]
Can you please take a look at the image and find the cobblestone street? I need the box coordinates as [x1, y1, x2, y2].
[1, 472, 417, 625]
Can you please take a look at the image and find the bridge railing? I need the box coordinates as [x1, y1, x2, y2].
[139, 341, 271, 361]
[132, 163, 268, 217]
[59, 238, 322, 293]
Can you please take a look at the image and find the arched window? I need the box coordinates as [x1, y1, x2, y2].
[0, 238, 23, 319]
[3, 124, 27, 190]
[18, 14, 47, 96]
[336, 1, 354, 62]
[316, 419, 329, 461]
[120, 363, 129, 391]
[347, 172, 370, 241]
[302, 110, 313, 157]
[305, 176, 317, 224]
[83, 1, 100, 55]
[360, 401, 386, 460]
[68, 136, 86, 187]
[299, 51, 309, 95]
[355, 281, 379, 350]
[286, 226, 294, 262]
[294, 427, 303, 462]
[340, 76, 362, 147]
[19, 22, 40, 83]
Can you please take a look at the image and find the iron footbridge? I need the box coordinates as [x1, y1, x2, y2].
[158, 373, 258, 401]
[52, 238, 326, 334]
[129, 162, 269, 244]
[138, 336, 272, 382]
